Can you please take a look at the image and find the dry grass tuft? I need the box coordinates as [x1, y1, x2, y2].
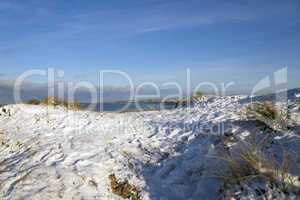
[109, 174, 141, 200]
[41, 96, 61, 106]
[193, 90, 205, 101]
[217, 144, 300, 192]
[244, 101, 288, 131]
[41, 97, 81, 110]
[27, 99, 41, 105]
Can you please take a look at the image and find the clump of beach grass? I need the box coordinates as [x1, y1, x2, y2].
[41, 96, 81, 110]
[217, 143, 300, 193]
[109, 174, 141, 200]
[27, 99, 41, 105]
[194, 90, 205, 100]
[244, 101, 289, 131]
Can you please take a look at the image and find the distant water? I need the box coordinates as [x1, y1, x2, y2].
[239, 88, 300, 104]
[81, 102, 184, 112]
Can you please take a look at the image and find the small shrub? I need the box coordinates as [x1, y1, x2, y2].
[195, 91, 204, 99]
[109, 174, 141, 200]
[245, 101, 288, 131]
[41, 97, 81, 110]
[27, 99, 41, 105]
[63, 100, 81, 110]
[41, 96, 61, 106]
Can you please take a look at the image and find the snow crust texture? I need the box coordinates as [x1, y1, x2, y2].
[0, 96, 299, 200]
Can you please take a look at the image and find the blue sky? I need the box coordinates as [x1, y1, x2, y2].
[0, 0, 300, 92]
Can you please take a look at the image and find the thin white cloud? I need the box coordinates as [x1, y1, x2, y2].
[38, 0, 299, 39]
[1, 0, 299, 43]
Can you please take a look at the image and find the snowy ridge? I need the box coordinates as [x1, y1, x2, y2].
[0, 96, 299, 200]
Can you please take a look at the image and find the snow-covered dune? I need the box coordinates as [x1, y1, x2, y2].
[0, 96, 299, 200]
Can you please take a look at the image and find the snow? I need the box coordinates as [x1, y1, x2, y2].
[0, 96, 299, 200]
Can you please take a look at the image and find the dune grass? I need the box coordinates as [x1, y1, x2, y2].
[27, 99, 41, 105]
[30, 97, 82, 110]
[109, 174, 141, 200]
[217, 142, 300, 193]
[244, 101, 289, 131]
[193, 90, 205, 101]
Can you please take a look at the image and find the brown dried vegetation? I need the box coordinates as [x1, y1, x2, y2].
[109, 174, 141, 200]
[41, 96, 81, 110]
[245, 101, 288, 131]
